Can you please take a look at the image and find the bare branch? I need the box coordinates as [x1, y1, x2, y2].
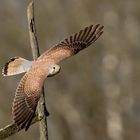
[27, 1, 49, 140]
[0, 115, 42, 140]
[27, 0, 40, 59]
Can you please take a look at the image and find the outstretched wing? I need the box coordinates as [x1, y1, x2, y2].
[38, 24, 104, 64]
[12, 73, 40, 131]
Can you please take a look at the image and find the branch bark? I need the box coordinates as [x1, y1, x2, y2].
[27, 1, 49, 140]
[0, 115, 42, 140]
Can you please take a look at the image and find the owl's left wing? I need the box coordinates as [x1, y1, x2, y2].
[38, 24, 104, 64]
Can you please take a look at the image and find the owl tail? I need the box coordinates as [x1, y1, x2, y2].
[2, 57, 32, 76]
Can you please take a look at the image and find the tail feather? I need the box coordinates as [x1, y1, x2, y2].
[2, 57, 32, 76]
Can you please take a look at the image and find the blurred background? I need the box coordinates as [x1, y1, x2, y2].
[0, 0, 140, 140]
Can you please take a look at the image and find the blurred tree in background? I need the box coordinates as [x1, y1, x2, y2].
[0, 0, 140, 140]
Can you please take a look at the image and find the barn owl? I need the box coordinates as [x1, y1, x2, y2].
[2, 24, 104, 131]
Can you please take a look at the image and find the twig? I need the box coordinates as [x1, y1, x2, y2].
[27, 1, 49, 140]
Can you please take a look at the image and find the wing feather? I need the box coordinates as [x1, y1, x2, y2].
[38, 24, 104, 64]
[82, 25, 92, 41]
[12, 73, 40, 131]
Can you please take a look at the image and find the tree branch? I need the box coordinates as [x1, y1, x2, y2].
[0, 115, 42, 140]
[27, 0, 40, 58]
[27, 1, 49, 140]
[0, 1, 49, 140]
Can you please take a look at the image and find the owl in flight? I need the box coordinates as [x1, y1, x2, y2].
[2, 24, 104, 131]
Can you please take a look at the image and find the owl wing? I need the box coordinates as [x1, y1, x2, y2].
[12, 73, 40, 131]
[38, 24, 104, 64]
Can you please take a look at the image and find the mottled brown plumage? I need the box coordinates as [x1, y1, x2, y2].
[10, 24, 104, 130]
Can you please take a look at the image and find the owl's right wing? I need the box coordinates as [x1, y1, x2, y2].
[12, 73, 40, 131]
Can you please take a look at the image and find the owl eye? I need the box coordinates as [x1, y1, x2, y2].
[53, 67, 55, 70]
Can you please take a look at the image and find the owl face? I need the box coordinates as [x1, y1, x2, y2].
[47, 64, 61, 77]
